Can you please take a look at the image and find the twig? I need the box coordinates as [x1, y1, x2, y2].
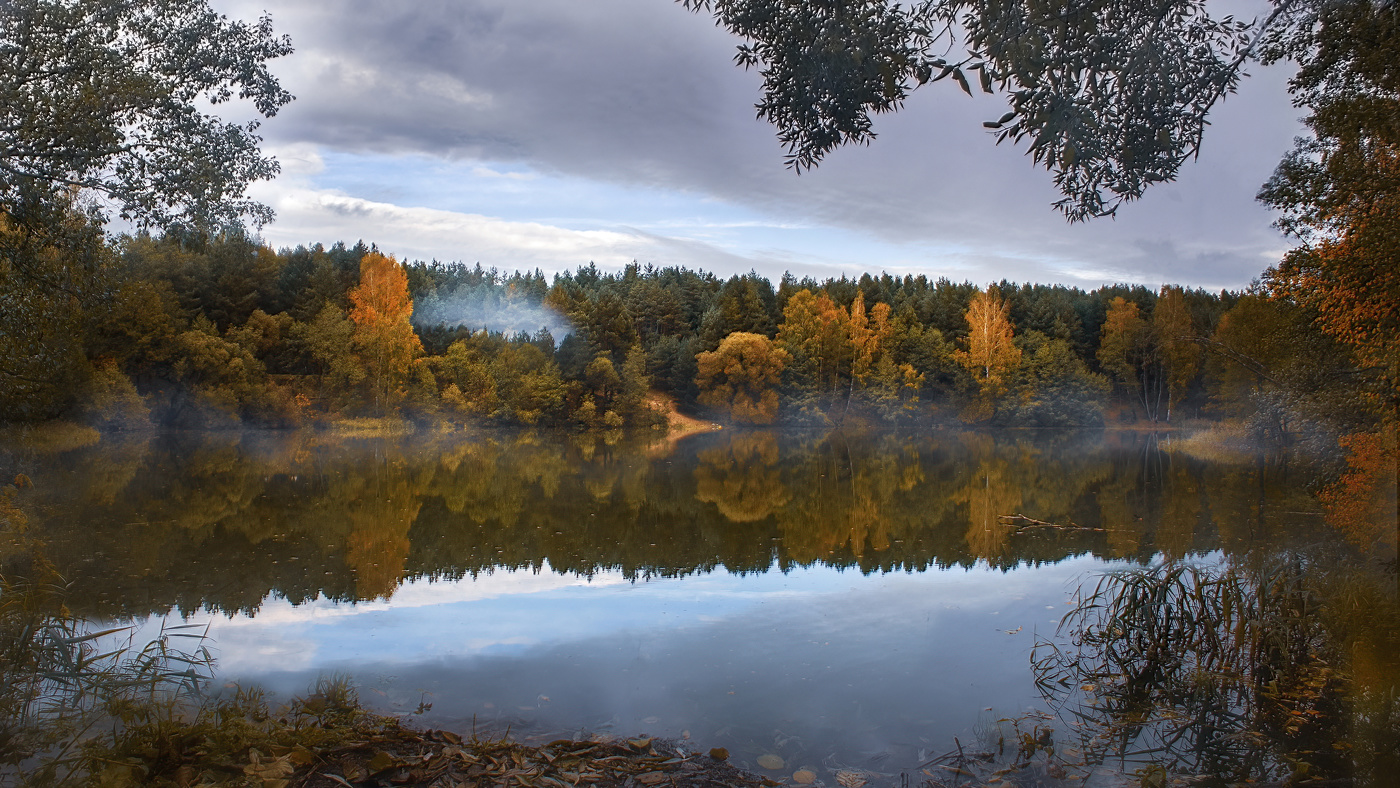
[999, 514, 1104, 532]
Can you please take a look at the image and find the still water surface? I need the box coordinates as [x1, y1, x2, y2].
[6, 427, 1329, 778]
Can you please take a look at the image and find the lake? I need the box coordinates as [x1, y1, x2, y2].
[2, 426, 1391, 783]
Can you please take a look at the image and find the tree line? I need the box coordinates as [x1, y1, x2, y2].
[0, 213, 1379, 443]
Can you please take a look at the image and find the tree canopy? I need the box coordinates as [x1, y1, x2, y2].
[680, 0, 1328, 221]
[1258, 0, 1400, 413]
[0, 0, 293, 234]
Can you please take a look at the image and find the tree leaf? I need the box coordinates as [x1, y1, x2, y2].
[953, 69, 972, 96]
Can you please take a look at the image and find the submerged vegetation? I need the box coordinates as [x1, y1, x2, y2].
[1032, 557, 1400, 784]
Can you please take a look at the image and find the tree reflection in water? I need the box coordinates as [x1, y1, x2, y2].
[0, 426, 1395, 784]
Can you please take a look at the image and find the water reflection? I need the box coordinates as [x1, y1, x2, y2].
[1, 429, 1331, 617]
[1, 426, 1390, 784]
[1033, 555, 1400, 784]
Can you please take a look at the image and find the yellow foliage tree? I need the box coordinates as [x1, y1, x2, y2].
[953, 286, 1022, 405]
[348, 252, 423, 414]
[1097, 296, 1151, 412]
[1153, 286, 1202, 421]
[777, 289, 852, 395]
[695, 331, 788, 424]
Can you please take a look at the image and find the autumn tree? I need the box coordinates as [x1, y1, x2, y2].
[695, 331, 788, 425]
[1259, 3, 1400, 417]
[1097, 296, 1157, 419]
[845, 291, 924, 418]
[1154, 286, 1203, 421]
[776, 289, 852, 399]
[848, 291, 891, 386]
[1255, 3, 1400, 552]
[348, 251, 423, 414]
[952, 286, 1021, 409]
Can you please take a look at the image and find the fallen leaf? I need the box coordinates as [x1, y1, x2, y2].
[629, 738, 653, 750]
[835, 771, 865, 788]
[792, 770, 817, 784]
[244, 753, 294, 781]
[637, 772, 669, 785]
[709, 748, 729, 762]
[367, 751, 398, 774]
[757, 755, 784, 770]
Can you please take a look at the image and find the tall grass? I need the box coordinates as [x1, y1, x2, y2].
[0, 576, 212, 786]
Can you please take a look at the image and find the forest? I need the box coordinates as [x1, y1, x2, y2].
[0, 214, 1384, 448]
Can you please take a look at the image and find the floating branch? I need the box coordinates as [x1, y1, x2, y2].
[998, 514, 1104, 532]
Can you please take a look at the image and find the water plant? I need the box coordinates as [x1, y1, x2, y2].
[0, 574, 214, 785]
[1031, 556, 1399, 785]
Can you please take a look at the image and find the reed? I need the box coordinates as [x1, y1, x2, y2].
[0, 575, 212, 786]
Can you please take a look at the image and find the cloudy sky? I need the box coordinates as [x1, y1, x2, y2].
[218, 0, 1306, 291]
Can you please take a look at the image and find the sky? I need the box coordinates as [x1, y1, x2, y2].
[217, 0, 1306, 292]
[121, 557, 1104, 755]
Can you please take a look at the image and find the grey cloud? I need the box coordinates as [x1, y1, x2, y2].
[236, 0, 1307, 290]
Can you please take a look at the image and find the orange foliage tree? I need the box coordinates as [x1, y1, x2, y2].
[348, 252, 423, 414]
[1257, 4, 1399, 555]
